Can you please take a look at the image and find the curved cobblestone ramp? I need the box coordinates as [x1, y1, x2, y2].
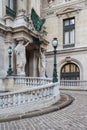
[0, 91, 87, 130]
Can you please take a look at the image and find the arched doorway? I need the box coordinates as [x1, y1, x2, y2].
[60, 63, 80, 80]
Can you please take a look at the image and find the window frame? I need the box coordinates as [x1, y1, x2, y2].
[6, 0, 16, 18]
[63, 17, 75, 48]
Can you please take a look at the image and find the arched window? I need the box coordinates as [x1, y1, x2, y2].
[61, 63, 80, 80]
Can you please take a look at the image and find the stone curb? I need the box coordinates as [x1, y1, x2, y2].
[0, 93, 74, 123]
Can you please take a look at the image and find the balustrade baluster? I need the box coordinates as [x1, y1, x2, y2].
[49, 87, 52, 96]
[26, 78, 28, 86]
[42, 88, 45, 97]
[44, 88, 47, 97]
[34, 90, 38, 100]
[45, 88, 47, 98]
[18, 94, 21, 105]
[20, 93, 24, 104]
[47, 88, 49, 97]
[2, 97, 4, 108]
[4, 95, 8, 108]
[25, 92, 28, 102]
[13, 94, 17, 105]
[8, 94, 12, 107]
[34, 79, 36, 86]
[38, 89, 41, 99]
[33, 91, 36, 100]
[22, 93, 25, 103]
[48, 88, 50, 97]
[27, 92, 31, 102]
[36, 90, 39, 99]
[31, 92, 34, 101]
[37, 79, 39, 86]
[0, 97, 3, 108]
[28, 78, 30, 86]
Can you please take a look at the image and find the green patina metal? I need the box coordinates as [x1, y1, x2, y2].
[31, 8, 46, 32]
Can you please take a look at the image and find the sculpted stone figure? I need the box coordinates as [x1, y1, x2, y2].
[39, 48, 46, 77]
[15, 41, 29, 75]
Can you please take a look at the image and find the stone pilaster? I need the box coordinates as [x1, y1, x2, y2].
[0, 0, 6, 18]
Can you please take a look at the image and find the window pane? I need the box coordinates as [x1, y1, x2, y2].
[76, 67, 79, 72]
[71, 64, 75, 72]
[62, 68, 65, 73]
[70, 29, 74, 44]
[6, 0, 9, 6]
[64, 20, 69, 26]
[10, 0, 14, 10]
[70, 19, 75, 25]
[65, 64, 69, 72]
[65, 32, 69, 44]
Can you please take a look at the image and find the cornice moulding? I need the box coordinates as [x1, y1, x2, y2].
[56, 6, 83, 16]
[41, 0, 85, 17]
[46, 46, 87, 56]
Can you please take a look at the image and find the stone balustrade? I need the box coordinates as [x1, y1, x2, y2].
[14, 77, 52, 87]
[0, 77, 59, 116]
[60, 80, 87, 90]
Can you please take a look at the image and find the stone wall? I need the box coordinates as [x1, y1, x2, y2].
[41, 0, 87, 80]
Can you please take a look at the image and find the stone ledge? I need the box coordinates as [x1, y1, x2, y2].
[0, 93, 74, 123]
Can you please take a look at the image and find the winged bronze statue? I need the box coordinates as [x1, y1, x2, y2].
[31, 8, 46, 32]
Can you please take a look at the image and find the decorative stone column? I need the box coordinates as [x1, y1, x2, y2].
[0, 0, 6, 18]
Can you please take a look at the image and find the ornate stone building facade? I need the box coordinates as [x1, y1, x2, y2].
[0, 0, 48, 77]
[0, 0, 87, 80]
[41, 0, 87, 80]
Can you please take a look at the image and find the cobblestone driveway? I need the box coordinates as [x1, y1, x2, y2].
[0, 90, 87, 130]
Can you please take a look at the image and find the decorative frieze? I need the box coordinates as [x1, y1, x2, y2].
[56, 6, 82, 17]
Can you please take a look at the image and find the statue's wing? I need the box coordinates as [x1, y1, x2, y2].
[31, 8, 39, 30]
[31, 8, 46, 32]
[36, 18, 45, 32]
[39, 18, 45, 30]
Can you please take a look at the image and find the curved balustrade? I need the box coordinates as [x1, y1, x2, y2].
[0, 77, 60, 116]
[14, 77, 52, 87]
